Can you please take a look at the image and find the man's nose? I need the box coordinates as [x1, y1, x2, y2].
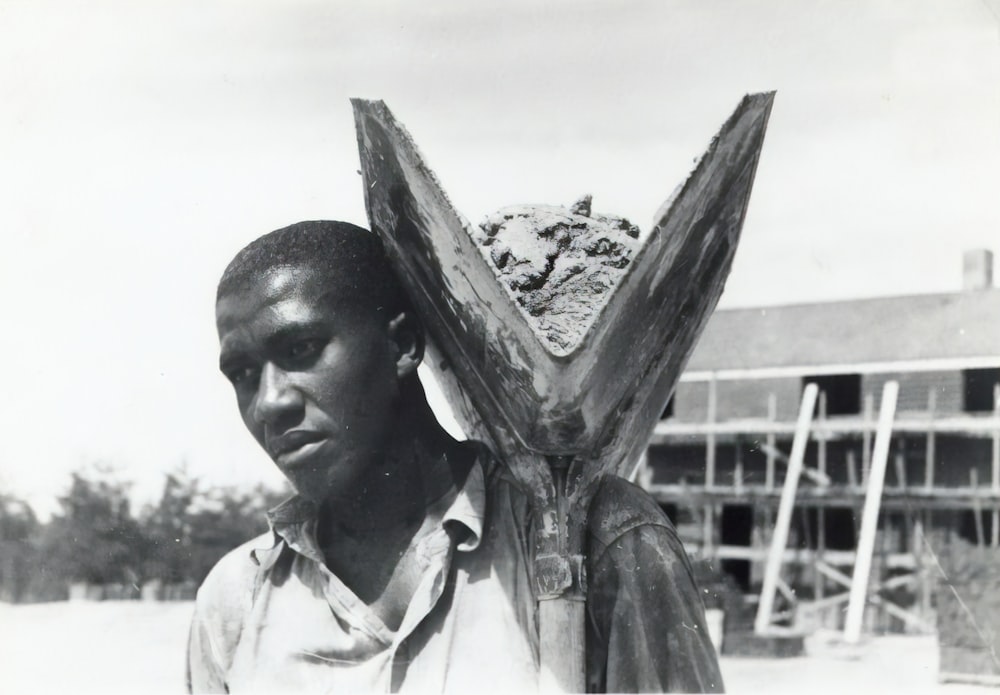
[252, 362, 303, 427]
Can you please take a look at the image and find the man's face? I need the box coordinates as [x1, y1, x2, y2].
[216, 266, 403, 503]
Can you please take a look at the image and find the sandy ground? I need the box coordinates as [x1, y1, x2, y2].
[0, 601, 994, 694]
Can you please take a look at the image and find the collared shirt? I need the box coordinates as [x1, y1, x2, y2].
[187, 446, 539, 694]
[187, 447, 724, 693]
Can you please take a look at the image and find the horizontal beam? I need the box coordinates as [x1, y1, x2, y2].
[650, 483, 1000, 510]
[653, 415, 1000, 439]
[704, 544, 920, 569]
[680, 354, 1000, 382]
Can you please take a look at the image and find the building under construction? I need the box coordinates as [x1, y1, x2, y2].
[642, 249, 1000, 651]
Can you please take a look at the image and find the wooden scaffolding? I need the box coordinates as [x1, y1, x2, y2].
[644, 380, 1000, 638]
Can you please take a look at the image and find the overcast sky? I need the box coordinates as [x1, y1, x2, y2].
[1, 0, 998, 515]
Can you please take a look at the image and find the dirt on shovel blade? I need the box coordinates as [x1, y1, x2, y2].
[473, 195, 642, 354]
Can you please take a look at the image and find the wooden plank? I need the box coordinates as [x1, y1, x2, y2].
[870, 592, 933, 632]
[862, 393, 875, 484]
[895, 453, 907, 490]
[806, 591, 851, 610]
[847, 450, 859, 489]
[754, 383, 818, 635]
[703, 505, 715, 558]
[817, 391, 828, 476]
[776, 577, 797, 603]
[766, 393, 777, 492]
[816, 559, 853, 589]
[680, 355, 1000, 383]
[708, 544, 927, 572]
[816, 515, 826, 603]
[703, 374, 715, 562]
[647, 484, 1000, 513]
[971, 468, 985, 549]
[844, 381, 898, 644]
[925, 388, 936, 491]
[652, 413, 1000, 438]
[993, 383, 999, 548]
[817, 557, 934, 634]
[916, 517, 933, 626]
[757, 442, 830, 486]
[706, 375, 717, 488]
[817, 393, 828, 602]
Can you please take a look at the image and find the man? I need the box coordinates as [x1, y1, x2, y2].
[188, 220, 723, 693]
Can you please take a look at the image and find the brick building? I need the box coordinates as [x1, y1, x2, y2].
[644, 250, 1000, 626]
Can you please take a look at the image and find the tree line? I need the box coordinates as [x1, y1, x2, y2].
[0, 467, 288, 603]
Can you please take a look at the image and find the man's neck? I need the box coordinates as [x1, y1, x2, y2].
[312, 386, 462, 616]
[318, 393, 456, 536]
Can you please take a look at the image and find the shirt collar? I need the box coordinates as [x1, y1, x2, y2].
[250, 444, 487, 567]
[440, 453, 485, 552]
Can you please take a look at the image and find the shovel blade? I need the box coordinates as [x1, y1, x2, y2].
[353, 93, 774, 483]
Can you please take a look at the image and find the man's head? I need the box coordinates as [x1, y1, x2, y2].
[215, 221, 425, 503]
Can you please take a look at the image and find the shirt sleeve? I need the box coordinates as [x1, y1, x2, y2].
[187, 602, 229, 694]
[184, 535, 272, 694]
[585, 478, 725, 693]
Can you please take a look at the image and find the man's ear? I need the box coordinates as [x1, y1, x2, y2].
[387, 311, 425, 379]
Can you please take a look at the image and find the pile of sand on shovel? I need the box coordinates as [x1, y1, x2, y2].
[473, 195, 643, 354]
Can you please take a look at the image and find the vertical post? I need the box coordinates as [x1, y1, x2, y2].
[818, 391, 828, 476]
[706, 375, 717, 488]
[735, 436, 745, 494]
[766, 393, 777, 492]
[877, 515, 891, 633]
[895, 453, 907, 490]
[763, 391, 777, 593]
[903, 508, 916, 626]
[751, 504, 766, 588]
[924, 389, 936, 491]
[628, 448, 650, 487]
[703, 375, 717, 559]
[846, 450, 862, 543]
[992, 383, 999, 548]
[754, 383, 819, 635]
[914, 517, 931, 625]
[702, 506, 715, 559]
[844, 381, 898, 644]
[971, 468, 985, 548]
[862, 392, 874, 484]
[816, 392, 828, 603]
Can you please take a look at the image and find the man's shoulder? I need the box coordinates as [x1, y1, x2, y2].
[195, 531, 275, 609]
[586, 474, 678, 554]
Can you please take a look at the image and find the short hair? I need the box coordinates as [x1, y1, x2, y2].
[217, 220, 411, 317]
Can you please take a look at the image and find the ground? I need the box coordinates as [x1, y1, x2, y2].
[0, 601, 993, 694]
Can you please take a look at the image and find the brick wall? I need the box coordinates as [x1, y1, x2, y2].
[863, 370, 962, 413]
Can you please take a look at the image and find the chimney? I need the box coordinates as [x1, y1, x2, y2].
[963, 249, 993, 291]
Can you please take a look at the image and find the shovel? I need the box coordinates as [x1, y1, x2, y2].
[353, 92, 774, 691]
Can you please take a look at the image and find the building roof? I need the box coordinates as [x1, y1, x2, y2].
[683, 288, 1000, 376]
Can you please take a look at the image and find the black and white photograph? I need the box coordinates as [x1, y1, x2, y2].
[1, 1, 999, 693]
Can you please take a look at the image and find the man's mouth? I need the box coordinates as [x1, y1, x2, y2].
[268, 431, 326, 462]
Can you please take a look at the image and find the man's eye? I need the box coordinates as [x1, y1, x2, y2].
[287, 339, 323, 361]
[227, 365, 259, 386]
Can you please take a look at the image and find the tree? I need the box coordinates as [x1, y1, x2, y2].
[140, 466, 199, 584]
[185, 484, 288, 585]
[40, 466, 147, 586]
[140, 468, 290, 586]
[0, 492, 40, 601]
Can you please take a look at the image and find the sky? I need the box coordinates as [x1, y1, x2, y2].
[1, 0, 998, 516]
